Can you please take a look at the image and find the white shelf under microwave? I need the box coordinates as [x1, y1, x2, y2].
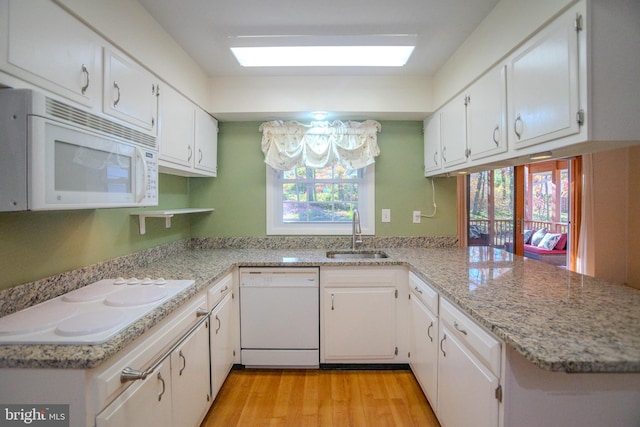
[131, 208, 214, 234]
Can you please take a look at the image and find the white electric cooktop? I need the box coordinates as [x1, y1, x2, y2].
[0, 278, 194, 345]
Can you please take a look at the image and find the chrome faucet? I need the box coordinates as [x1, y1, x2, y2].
[352, 208, 363, 250]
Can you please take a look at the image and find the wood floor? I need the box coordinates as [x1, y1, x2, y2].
[200, 368, 441, 427]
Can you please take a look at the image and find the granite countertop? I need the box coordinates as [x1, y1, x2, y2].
[1, 245, 639, 373]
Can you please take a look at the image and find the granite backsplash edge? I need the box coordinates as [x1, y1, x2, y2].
[0, 236, 457, 316]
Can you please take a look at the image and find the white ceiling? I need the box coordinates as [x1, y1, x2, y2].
[137, 0, 500, 78]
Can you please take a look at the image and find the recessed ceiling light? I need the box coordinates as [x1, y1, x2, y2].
[231, 45, 415, 67]
[529, 151, 553, 161]
[311, 111, 329, 120]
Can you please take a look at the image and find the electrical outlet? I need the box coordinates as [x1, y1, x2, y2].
[382, 209, 391, 223]
[413, 211, 421, 223]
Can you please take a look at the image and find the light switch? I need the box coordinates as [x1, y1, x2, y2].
[382, 209, 391, 223]
[413, 211, 421, 223]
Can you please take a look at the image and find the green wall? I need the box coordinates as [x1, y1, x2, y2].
[190, 121, 457, 237]
[0, 120, 458, 290]
[0, 174, 191, 289]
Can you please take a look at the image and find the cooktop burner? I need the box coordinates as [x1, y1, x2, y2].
[0, 278, 194, 345]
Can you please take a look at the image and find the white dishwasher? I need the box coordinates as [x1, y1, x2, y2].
[240, 267, 319, 368]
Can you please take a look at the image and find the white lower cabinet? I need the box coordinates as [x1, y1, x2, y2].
[94, 294, 213, 427]
[321, 267, 405, 363]
[437, 298, 501, 427]
[171, 319, 211, 427]
[210, 291, 234, 399]
[408, 273, 439, 408]
[323, 287, 396, 360]
[96, 359, 173, 427]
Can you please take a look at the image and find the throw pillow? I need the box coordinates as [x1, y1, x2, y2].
[555, 233, 568, 250]
[523, 229, 534, 244]
[538, 233, 562, 250]
[530, 229, 548, 246]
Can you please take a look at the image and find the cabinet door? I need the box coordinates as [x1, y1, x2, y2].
[194, 108, 218, 175]
[440, 96, 468, 168]
[437, 323, 499, 427]
[103, 48, 159, 132]
[159, 85, 195, 167]
[323, 287, 396, 360]
[423, 113, 442, 176]
[210, 292, 234, 400]
[96, 359, 172, 427]
[467, 65, 508, 161]
[171, 319, 211, 427]
[2, 0, 101, 108]
[409, 295, 438, 408]
[508, 9, 580, 149]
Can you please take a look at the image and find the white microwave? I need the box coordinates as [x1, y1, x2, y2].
[0, 89, 158, 211]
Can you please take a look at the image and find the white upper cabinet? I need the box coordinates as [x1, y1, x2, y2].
[467, 65, 508, 160]
[103, 48, 159, 133]
[508, 6, 581, 149]
[159, 84, 195, 168]
[423, 113, 442, 176]
[158, 84, 218, 177]
[194, 108, 218, 176]
[440, 95, 468, 168]
[0, 0, 102, 109]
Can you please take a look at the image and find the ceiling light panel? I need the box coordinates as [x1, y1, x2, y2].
[231, 45, 415, 67]
[229, 34, 417, 67]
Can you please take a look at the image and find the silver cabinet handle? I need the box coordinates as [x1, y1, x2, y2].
[453, 321, 468, 335]
[331, 294, 335, 311]
[188, 145, 193, 162]
[81, 64, 89, 94]
[215, 314, 221, 334]
[433, 151, 438, 165]
[120, 313, 209, 383]
[220, 285, 229, 293]
[442, 146, 447, 162]
[440, 334, 447, 357]
[157, 372, 165, 401]
[178, 350, 186, 376]
[414, 286, 423, 294]
[514, 114, 523, 139]
[196, 308, 209, 317]
[113, 81, 121, 107]
[427, 321, 434, 342]
[121, 366, 146, 381]
[493, 125, 500, 146]
[199, 148, 203, 164]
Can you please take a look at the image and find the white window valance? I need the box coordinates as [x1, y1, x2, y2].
[259, 120, 381, 171]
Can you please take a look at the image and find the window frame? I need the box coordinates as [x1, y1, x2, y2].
[266, 164, 375, 235]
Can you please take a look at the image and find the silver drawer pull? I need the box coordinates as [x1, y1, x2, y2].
[220, 285, 229, 293]
[196, 308, 209, 317]
[427, 321, 434, 342]
[454, 321, 468, 335]
[414, 286, 423, 294]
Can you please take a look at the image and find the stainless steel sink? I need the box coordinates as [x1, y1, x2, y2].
[326, 250, 388, 259]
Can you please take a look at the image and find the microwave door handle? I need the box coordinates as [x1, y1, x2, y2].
[135, 148, 148, 203]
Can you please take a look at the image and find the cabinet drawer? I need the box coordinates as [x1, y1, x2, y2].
[440, 298, 501, 376]
[93, 294, 208, 413]
[321, 267, 397, 287]
[208, 273, 233, 310]
[409, 272, 438, 315]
